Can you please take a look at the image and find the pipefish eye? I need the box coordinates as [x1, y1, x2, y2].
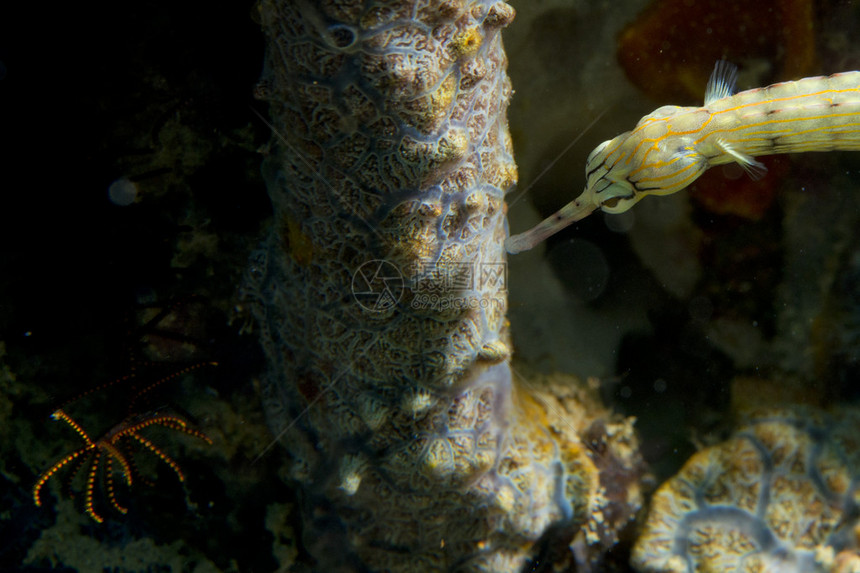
[596, 181, 639, 214]
[601, 197, 622, 210]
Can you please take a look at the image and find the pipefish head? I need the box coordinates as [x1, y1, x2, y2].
[504, 133, 645, 254]
[580, 134, 649, 215]
[506, 109, 711, 254]
[581, 108, 710, 215]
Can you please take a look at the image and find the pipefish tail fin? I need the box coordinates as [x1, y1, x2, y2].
[715, 138, 768, 180]
[704, 60, 738, 105]
[505, 195, 598, 254]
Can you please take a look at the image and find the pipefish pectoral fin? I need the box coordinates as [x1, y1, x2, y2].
[715, 138, 767, 180]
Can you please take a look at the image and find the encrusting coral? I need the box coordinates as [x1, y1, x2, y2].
[632, 406, 860, 573]
[244, 0, 643, 570]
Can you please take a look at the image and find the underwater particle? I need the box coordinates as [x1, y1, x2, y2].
[632, 406, 860, 573]
[108, 176, 138, 206]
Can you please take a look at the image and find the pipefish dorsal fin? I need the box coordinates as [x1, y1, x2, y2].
[704, 60, 739, 105]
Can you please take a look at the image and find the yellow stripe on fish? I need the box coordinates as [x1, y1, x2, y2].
[506, 61, 860, 254]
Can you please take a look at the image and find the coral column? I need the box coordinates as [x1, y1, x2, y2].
[247, 1, 615, 570]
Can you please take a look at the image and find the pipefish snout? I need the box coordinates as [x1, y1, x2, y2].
[506, 60, 860, 254]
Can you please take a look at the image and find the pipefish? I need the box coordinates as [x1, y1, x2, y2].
[506, 60, 860, 254]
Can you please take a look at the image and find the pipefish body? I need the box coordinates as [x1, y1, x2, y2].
[506, 61, 860, 254]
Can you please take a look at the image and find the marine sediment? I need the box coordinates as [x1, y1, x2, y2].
[246, 0, 641, 570]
